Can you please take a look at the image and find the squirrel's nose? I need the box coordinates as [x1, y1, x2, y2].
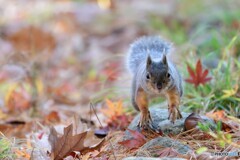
[156, 83, 162, 90]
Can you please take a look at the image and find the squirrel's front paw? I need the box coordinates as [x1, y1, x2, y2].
[137, 110, 154, 130]
[168, 105, 182, 123]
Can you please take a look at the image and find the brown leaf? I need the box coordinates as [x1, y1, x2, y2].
[206, 110, 240, 132]
[106, 114, 133, 131]
[48, 124, 104, 160]
[206, 110, 227, 121]
[5, 85, 31, 112]
[118, 129, 146, 150]
[7, 26, 56, 53]
[158, 147, 178, 158]
[45, 111, 60, 124]
[0, 121, 35, 138]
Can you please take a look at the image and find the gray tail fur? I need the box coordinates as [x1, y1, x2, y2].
[126, 36, 172, 74]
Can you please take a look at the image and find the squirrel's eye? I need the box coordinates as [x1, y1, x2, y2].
[167, 73, 170, 78]
[146, 73, 150, 79]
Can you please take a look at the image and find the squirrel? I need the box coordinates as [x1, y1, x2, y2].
[127, 36, 183, 130]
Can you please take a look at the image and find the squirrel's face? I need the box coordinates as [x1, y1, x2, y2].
[145, 55, 171, 93]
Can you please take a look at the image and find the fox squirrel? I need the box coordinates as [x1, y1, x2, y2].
[127, 36, 183, 130]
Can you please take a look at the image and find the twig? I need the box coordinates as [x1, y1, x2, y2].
[90, 102, 117, 160]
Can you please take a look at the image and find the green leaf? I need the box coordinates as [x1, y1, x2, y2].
[226, 134, 232, 140]
[196, 147, 208, 154]
[219, 140, 225, 148]
[216, 121, 222, 132]
[198, 122, 210, 132]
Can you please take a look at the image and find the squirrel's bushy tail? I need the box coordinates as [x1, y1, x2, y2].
[126, 36, 172, 74]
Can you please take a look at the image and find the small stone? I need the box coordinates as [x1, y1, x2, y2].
[137, 137, 191, 157]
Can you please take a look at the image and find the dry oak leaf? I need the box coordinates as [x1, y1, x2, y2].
[48, 124, 104, 160]
[118, 129, 146, 150]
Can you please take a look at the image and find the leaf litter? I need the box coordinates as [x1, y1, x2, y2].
[48, 124, 104, 160]
[0, 0, 240, 159]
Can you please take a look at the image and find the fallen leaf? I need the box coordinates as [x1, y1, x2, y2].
[206, 110, 227, 121]
[102, 99, 124, 118]
[101, 99, 132, 130]
[15, 149, 31, 159]
[221, 85, 238, 98]
[97, 0, 112, 10]
[0, 110, 7, 120]
[206, 110, 239, 132]
[45, 111, 60, 124]
[196, 147, 208, 154]
[118, 129, 146, 150]
[7, 26, 56, 53]
[5, 84, 31, 112]
[106, 114, 133, 131]
[48, 124, 104, 160]
[185, 59, 212, 87]
[158, 147, 178, 158]
[15, 139, 32, 159]
[0, 121, 34, 138]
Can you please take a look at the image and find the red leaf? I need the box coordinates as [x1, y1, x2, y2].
[106, 114, 133, 131]
[202, 77, 212, 83]
[201, 69, 209, 80]
[185, 59, 212, 87]
[118, 129, 146, 150]
[187, 65, 196, 81]
[127, 129, 146, 140]
[196, 59, 203, 79]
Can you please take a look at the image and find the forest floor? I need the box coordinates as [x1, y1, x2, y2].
[0, 0, 240, 160]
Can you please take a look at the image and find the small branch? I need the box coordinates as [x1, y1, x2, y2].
[90, 102, 117, 160]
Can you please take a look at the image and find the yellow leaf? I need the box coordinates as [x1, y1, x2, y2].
[221, 85, 238, 98]
[102, 99, 124, 118]
[35, 78, 44, 95]
[15, 149, 30, 159]
[4, 83, 18, 105]
[0, 110, 7, 120]
[97, 0, 111, 10]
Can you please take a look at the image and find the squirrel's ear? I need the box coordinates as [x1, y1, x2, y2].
[162, 54, 167, 65]
[146, 55, 152, 69]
